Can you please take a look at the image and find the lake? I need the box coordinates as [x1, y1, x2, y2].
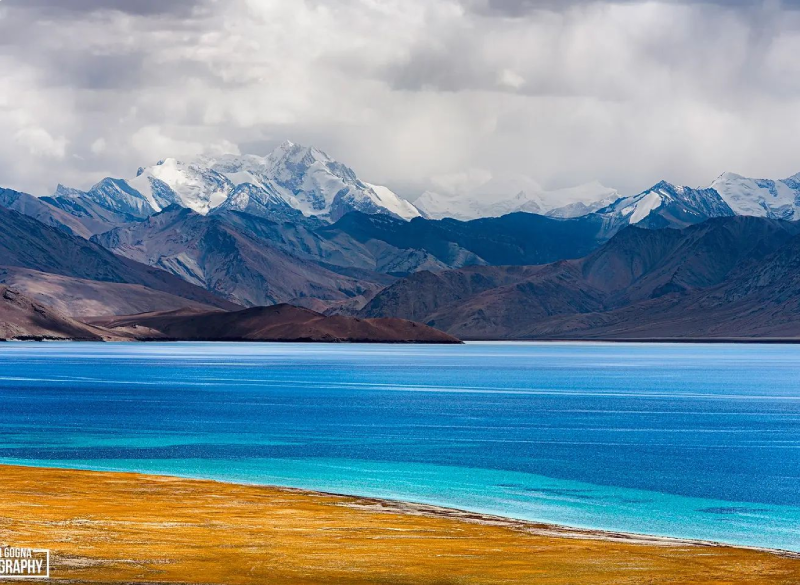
[0, 342, 798, 551]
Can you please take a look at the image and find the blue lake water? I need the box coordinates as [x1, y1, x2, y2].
[0, 342, 798, 551]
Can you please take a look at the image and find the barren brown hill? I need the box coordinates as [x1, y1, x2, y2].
[0, 286, 118, 341]
[0, 267, 224, 318]
[91, 304, 461, 343]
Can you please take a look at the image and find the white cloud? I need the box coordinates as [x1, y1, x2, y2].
[90, 138, 107, 155]
[431, 169, 494, 195]
[130, 125, 205, 161]
[14, 127, 67, 159]
[1, 0, 800, 198]
[498, 69, 526, 90]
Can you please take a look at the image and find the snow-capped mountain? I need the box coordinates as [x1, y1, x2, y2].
[711, 172, 800, 221]
[201, 142, 421, 221]
[415, 175, 619, 221]
[596, 180, 735, 234]
[133, 158, 234, 215]
[49, 142, 422, 224]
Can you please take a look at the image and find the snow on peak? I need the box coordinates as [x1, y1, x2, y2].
[59, 142, 422, 222]
[132, 157, 233, 215]
[244, 142, 420, 220]
[715, 171, 745, 182]
[598, 180, 734, 232]
[710, 171, 800, 220]
[628, 191, 664, 223]
[364, 183, 421, 221]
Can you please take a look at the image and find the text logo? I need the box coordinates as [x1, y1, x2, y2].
[0, 548, 50, 580]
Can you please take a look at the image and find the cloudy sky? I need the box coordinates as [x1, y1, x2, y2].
[2, 0, 800, 199]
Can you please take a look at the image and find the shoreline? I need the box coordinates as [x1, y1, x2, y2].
[4, 336, 800, 345]
[283, 487, 800, 559]
[4, 461, 797, 558]
[1, 464, 799, 584]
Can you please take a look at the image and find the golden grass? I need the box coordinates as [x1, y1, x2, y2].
[0, 464, 797, 584]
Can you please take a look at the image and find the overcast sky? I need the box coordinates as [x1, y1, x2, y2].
[2, 0, 800, 199]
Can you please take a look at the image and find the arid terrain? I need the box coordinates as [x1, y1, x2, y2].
[0, 465, 797, 584]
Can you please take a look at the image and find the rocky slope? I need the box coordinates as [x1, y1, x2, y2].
[41, 184, 142, 235]
[0, 188, 96, 239]
[93, 206, 385, 308]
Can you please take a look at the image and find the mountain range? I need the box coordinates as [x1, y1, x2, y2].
[360, 216, 800, 340]
[2, 141, 800, 341]
[10, 140, 800, 238]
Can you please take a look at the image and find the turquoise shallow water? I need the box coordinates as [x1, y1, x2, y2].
[0, 342, 798, 551]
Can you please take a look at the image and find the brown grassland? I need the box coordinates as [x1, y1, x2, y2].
[0, 465, 797, 584]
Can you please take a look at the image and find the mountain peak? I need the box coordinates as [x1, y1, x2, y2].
[268, 141, 332, 167]
[53, 184, 84, 198]
[650, 180, 679, 192]
[713, 172, 745, 183]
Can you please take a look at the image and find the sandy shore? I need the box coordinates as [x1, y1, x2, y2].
[0, 464, 797, 584]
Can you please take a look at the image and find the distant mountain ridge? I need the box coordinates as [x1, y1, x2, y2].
[415, 172, 800, 229]
[360, 216, 800, 340]
[0, 187, 96, 239]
